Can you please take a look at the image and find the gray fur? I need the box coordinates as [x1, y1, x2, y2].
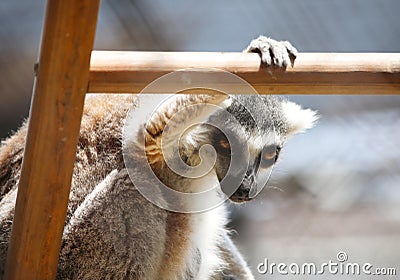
[57, 169, 168, 280]
[214, 95, 288, 136]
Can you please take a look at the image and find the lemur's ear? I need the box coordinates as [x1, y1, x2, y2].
[282, 101, 318, 136]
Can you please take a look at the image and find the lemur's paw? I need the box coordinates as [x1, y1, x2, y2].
[244, 35, 298, 68]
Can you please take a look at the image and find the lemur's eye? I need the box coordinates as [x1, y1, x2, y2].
[211, 129, 233, 155]
[260, 145, 281, 168]
[219, 139, 230, 150]
[263, 151, 276, 161]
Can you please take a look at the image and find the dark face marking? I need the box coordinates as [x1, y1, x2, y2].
[228, 144, 281, 203]
[211, 128, 244, 183]
[199, 124, 282, 203]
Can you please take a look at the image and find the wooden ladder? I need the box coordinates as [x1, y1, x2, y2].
[3, 0, 400, 279]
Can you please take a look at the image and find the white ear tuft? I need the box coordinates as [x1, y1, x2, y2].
[282, 101, 319, 136]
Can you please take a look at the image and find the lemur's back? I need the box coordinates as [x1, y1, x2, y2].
[0, 95, 128, 273]
[0, 95, 178, 279]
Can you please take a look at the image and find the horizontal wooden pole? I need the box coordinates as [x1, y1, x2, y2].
[88, 51, 400, 94]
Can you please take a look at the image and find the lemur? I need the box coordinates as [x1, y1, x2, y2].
[0, 36, 317, 279]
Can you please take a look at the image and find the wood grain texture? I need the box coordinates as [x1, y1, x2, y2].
[89, 51, 400, 94]
[4, 0, 100, 279]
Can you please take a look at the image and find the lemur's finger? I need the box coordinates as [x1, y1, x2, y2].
[244, 36, 273, 65]
[260, 45, 272, 66]
[269, 40, 288, 67]
[281, 49, 291, 68]
[283, 41, 298, 58]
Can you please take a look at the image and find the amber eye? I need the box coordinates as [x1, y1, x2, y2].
[260, 145, 280, 168]
[219, 139, 230, 150]
[263, 151, 277, 161]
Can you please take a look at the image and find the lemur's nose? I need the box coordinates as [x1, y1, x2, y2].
[234, 187, 251, 202]
[233, 174, 255, 201]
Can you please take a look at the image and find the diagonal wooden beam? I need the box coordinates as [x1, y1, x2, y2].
[4, 0, 100, 279]
[88, 51, 400, 94]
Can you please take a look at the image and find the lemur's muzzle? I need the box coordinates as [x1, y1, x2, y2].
[229, 173, 257, 203]
[227, 162, 274, 203]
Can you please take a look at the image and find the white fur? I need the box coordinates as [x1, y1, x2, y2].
[189, 204, 227, 279]
[0, 187, 18, 218]
[282, 101, 318, 135]
[248, 131, 278, 150]
[178, 169, 228, 279]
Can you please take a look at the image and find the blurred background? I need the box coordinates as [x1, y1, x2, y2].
[1, 0, 399, 278]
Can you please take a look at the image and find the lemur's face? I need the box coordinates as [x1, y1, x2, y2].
[210, 126, 281, 203]
[194, 95, 318, 204]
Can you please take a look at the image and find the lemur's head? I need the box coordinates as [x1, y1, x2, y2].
[133, 93, 317, 206]
[200, 95, 317, 203]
